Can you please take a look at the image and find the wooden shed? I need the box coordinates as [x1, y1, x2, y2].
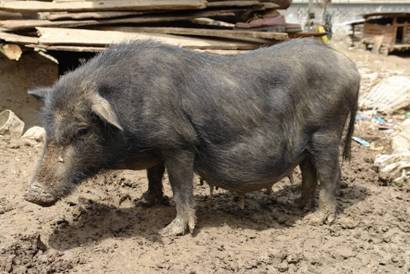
[361, 12, 410, 55]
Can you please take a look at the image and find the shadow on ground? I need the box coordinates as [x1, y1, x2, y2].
[391, 50, 410, 58]
[48, 181, 370, 251]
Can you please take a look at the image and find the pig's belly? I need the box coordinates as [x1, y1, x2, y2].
[196, 167, 298, 193]
[113, 151, 161, 170]
[194, 141, 305, 193]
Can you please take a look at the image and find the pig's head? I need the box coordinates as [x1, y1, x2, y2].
[24, 79, 124, 207]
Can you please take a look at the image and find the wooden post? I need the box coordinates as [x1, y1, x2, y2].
[391, 15, 398, 53]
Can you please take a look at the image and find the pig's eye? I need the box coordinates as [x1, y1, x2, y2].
[77, 127, 89, 137]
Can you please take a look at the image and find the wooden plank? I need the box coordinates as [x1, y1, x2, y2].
[392, 44, 410, 50]
[0, 31, 38, 44]
[26, 44, 105, 53]
[208, 0, 285, 9]
[127, 27, 288, 42]
[45, 8, 243, 21]
[27, 44, 250, 55]
[46, 11, 143, 21]
[191, 18, 234, 28]
[288, 32, 326, 38]
[36, 27, 259, 50]
[0, 10, 23, 19]
[263, 3, 280, 9]
[207, 1, 263, 8]
[0, 17, 198, 31]
[0, 10, 243, 30]
[95, 26, 271, 43]
[53, 0, 85, 2]
[0, 0, 207, 12]
[0, 18, 90, 30]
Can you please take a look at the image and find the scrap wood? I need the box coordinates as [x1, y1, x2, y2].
[191, 17, 234, 28]
[0, 0, 207, 12]
[45, 8, 262, 23]
[289, 32, 326, 38]
[374, 119, 410, 185]
[28, 44, 249, 55]
[375, 153, 410, 184]
[261, 2, 280, 9]
[44, 9, 238, 22]
[360, 75, 410, 113]
[208, 0, 291, 9]
[36, 27, 258, 50]
[36, 50, 58, 64]
[0, 31, 38, 44]
[0, 18, 99, 30]
[0, 9, 249, 31]
[0, 0, 320, 55]
[45, 11, 144, 21]
[26, 44, 105, 53]
[0, 43, 22, 60]
[392, 124, 410, 153]
[122, 27, 288, 43]
[96, 26, 270, 43]
[0, 16, 206, 31]
[207, 1, 278, 9]
[207, 1, 262, 8]
[0, 10, 24, 19]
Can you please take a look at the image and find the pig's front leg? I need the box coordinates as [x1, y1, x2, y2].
[161, 150, 196, 236]
[139, 163, 169, 207]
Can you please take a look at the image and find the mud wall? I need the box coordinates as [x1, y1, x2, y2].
[0, 52, 58, 130]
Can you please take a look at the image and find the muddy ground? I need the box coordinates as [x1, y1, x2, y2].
[0, 43, 409, 274]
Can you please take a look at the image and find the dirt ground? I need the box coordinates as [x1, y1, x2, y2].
[0, 42, 409, 274]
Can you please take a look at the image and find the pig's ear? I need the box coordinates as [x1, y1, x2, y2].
[28, 87, 52, 100]
[90, 93, 123, 131]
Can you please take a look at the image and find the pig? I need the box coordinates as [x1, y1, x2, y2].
[24, 38, 360, 236]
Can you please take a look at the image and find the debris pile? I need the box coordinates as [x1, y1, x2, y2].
[0, 109, 24, 139]
[355, 66, 410, 185]
[0, 0, 319, 59]
[375, 119, 410, 186]
[0, 109, 45, 148]
[360, 75, 410, 114]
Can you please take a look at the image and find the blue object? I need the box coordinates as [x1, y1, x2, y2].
[372, 117, 386, 125]
[352, 136, 370, 147]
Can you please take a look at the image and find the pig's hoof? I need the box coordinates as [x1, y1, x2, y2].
[296, 197, 314, 211]
[308, 209, 336, 225]
[322, 210, 336, 224]
[160, 213, 196, 236]
[137, 192, 169, 207]
[160, 217, 187, 236]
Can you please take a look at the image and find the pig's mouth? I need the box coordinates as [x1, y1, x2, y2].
[24, 182, 58, 207]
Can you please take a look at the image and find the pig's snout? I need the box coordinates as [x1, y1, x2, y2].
[24, 182, 57, 207]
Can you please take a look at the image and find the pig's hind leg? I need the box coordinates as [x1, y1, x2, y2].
[297, 155, 318, 209]
[139, 163, 169, 207]
[161, 150, 196, 236]
[309, 131, 340, 224]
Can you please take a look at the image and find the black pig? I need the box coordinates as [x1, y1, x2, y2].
[25, 39, 360, 235]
